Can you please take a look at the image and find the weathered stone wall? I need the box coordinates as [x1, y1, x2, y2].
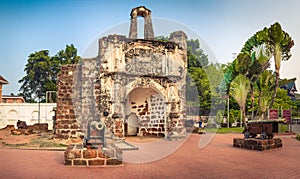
[56, 7, 188, 140]
[64, 144, 122, 166]
[75, 58, 100, 134]
[55, 65, 80, 139]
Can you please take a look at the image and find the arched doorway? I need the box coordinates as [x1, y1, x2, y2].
[125, 87, 166, 137]
[127, 113, 139, 136]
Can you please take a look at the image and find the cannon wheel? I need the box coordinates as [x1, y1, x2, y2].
[260, 131, 267, 140]
[244, 131, 250, 138]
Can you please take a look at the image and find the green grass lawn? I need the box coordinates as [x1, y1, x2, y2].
[204, 127, 244, 134]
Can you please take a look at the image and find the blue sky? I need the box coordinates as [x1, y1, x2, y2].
[1, 0, 300, 94]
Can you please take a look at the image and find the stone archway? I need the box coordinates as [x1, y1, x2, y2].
[125, 87, 166, 137]
[126, 113, 139, 136]
[129, 6, 154, 39]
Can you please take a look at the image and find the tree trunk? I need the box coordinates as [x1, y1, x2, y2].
[242, 110, 247, 130]
[250, 86, 254, 120]
[254, 90, 262, 117]
[269, 72, 279, 109]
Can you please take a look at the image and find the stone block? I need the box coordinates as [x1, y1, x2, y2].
[71, 124, 79, 129]
[61, 130, 70, 134]
[270, 144, 276, 149]
[88, 159, 105, 166]
[276, 143, 283, 148]
[268, 139, 274, 145]
[107, 158, 122, 165]
[74, 160, 87, 166]
[257, 145, 266, 151]
[246, 139, 257, 145]
[65, 149, 81, 159]
[64, 160, 72, 165]
[98, 150, 106, 158]
[63, 125, 70, 129]
[257, 140, 268, 145]
[233, 143, 240, 148]
[102, 147, 115, 158]
[275, 138, 282, 144]
[67, 144, 75, 150]
[83, 149, 97, 159]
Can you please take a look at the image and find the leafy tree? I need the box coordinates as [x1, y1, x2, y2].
[247, 45, 271, 119]
[230, 75, 250, 128]
[222, 22, 293, 121]
[229, 109, 241, 126]
[19, 50, 51, 102]
[266, 23, 294, 108]
[215, 110, 224, 126]
[187, 39, 209, 68]
[241, 22, 294, 109]
[188, 67, 211, 115]
[255, 70, 275, 119]
[19, 44, 81, 102]
[186, 39, 225, 115]
[273, 88, 296, 112]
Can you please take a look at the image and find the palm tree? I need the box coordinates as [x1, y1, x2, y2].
[255, 70, 275, 119]
[265, 22, 294, 108]
[241, 22, 294, 111]
[248, 45, 271, 119]
[230, 74, 251, 128]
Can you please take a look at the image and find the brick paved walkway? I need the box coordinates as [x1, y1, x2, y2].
[0, 134, 300, 178]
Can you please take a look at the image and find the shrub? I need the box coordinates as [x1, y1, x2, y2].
[297, 134, 300, 141]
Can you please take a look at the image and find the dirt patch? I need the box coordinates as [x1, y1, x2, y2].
[0, 128, 80, 149]
[0, 130, 38, 145]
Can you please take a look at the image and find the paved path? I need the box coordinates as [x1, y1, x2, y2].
[1, 134, 300, 178]
[292, 124, 300, 133]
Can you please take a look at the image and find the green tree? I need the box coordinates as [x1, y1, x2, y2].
[187, 39, 209, 68]
[222, 22, 293, 121]
[255, 70, 275, 119]
[19, 50, 51, 102]
[247, 45, 271, 119]
[19, 44, 81, 102]
[188, 67, 211, 115]
[241, 22, 294, 109]
[273, 88, 296, 111]
[186, 39, 218, 115]
[230, 75, 250, 128]
[266, 23, 294, 108]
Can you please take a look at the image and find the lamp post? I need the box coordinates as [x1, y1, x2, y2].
[37, 88, 41, 124]
[38, 97, 40, 124]
[227, 95, 229, 128]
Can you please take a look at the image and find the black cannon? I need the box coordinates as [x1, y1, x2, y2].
[84, 120, 106, 149]
[243, 119, 284, 140]
[17, 120, 27, 129]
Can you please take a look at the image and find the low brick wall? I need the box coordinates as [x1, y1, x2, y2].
[233, 138, 283, 151]
[64, 144, 122, 166]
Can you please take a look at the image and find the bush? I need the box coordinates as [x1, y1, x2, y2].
[297, 134, 300, 141]
[215, 110, 224, 126]
[278, 124, 288, 133]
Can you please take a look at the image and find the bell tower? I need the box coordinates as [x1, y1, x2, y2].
[129, 6, 154, 39]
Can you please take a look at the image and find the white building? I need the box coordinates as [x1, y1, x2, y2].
[0, 103, 56, 130]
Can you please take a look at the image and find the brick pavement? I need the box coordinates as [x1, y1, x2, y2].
[0, 133, 300, 178]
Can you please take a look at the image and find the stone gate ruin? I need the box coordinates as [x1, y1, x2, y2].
[55, 6, 187, 141]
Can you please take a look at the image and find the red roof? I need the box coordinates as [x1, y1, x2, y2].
[0, 75, 9, 84]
